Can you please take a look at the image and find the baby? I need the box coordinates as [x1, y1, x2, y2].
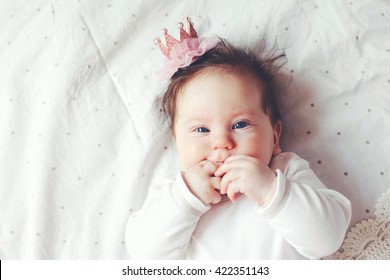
[126, 18, 351, 259]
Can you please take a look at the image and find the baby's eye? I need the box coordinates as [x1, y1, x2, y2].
[233, 121, 249, 130]
[195, 127, 210, 133]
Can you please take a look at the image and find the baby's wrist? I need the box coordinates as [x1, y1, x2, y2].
[254, 169, 288, 217]
[174, 172, 211, 216]
[257, 172, 278, 207]
[181, 171, 202, 201]
[181, 171, 211, 205]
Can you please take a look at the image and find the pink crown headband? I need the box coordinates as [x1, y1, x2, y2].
[154, 17, 220, 79]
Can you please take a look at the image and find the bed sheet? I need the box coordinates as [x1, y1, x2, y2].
[0, 0, 389, 259]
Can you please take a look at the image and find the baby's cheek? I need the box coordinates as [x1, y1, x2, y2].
[180, 148, 205, 169]
[237, 138, 260, 153]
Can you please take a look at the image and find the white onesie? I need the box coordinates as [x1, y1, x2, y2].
[126, 152, 351, 259]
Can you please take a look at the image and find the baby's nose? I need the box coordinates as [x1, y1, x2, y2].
[211, 132, 234, 150]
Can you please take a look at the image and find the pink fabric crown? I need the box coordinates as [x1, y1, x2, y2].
[154, 17, 220, 79]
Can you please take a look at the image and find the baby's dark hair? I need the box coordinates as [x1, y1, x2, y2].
[162, 38, 286, 131]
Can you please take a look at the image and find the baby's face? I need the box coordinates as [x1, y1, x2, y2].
[174, 71, 281, 170]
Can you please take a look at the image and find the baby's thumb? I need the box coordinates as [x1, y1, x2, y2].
[210, 176, 222, 191]
[209, 188, 222, 204]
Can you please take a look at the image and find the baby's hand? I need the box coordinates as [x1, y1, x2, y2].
[181, 161, 222, 205]
[214, 155, 277, 206]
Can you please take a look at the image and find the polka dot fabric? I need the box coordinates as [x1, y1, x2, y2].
[0, 0, 389, 259]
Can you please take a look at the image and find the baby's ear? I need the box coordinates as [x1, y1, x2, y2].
[272, 120, 282, 156]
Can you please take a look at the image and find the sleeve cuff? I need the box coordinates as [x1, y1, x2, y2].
[255, 169, 290, 218]
[172, 172, 211, 217]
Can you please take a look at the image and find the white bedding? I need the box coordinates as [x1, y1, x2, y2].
[1, 0, 389, 259]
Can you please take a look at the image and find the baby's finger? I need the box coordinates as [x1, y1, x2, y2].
[210, 176, 222, 191]
[225, 180, 241, 202]
[224, 154, 256, 163]
[215, 155, 257, 177]
[214, 157, 246, 177]
[214, 161, 233, 177]
[225, 154, 252, 163]
[219, 169, 239, 194]
[198, 160, 218, 176]
[208, 188, 222, 204]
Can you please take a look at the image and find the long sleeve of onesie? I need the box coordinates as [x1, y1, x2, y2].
[257, 153, 351, 258]
[125, 153, 351, 259]
[125, 173, 210, 259]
